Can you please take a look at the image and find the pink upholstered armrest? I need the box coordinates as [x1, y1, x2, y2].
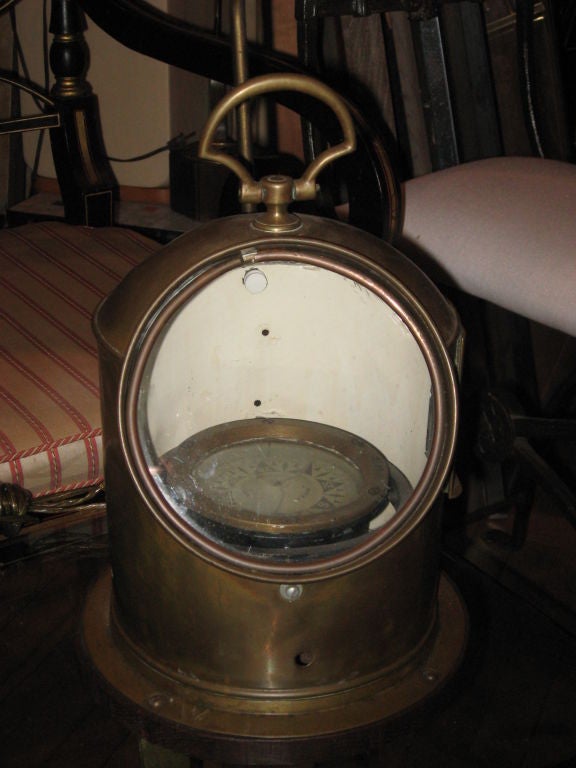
[399, 157, 576, 336]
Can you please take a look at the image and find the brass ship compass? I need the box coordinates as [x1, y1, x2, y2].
[83, 73, 467, 763]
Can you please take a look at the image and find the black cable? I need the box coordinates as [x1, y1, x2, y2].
[8, 3, 49, 186]
[106, 130, 196, 163]
[8, 6, 46, 111]
[516, 0, 546, 157]
[9, 9, 31, 87]
[7, 4, 25, 205]
[42, 0, 49, 92]
[30, 0, 49, 186]
[30, 120, 44, 184]
[214, 0, 223, 35]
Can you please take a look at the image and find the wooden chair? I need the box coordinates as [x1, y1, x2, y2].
[0, 0, 163, 545]
[292, 0, 576, 545]
[0, 0, 406, 548]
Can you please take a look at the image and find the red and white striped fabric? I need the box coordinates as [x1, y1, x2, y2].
[0, 221, 161, 497]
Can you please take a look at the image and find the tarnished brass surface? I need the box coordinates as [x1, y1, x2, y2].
[88, 75, 465, 747]
[197, 74, 357, 214]
[98, 222, 459, 574]
[95, 214, 460, 365]
[102, 441, 446, 690]
[83, 566, 467, 739]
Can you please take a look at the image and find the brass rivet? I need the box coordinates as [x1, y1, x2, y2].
[280, 584, 303, 602]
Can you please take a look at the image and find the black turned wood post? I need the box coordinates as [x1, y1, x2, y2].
[49, 0, 117, 226]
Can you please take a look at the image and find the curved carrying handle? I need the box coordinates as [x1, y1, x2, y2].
[198, 73, 357, 205]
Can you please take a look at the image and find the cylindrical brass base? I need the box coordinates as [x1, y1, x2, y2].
[82, 567, 466, 761]
[88, 198, 466, 765]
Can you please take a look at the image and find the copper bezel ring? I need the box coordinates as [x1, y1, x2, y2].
[158, 417, 392, 537]
[120, 241, 458, 581]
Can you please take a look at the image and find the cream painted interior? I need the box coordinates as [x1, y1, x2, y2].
[142, 262, 433, 488]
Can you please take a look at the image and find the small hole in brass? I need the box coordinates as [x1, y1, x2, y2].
[295, 652, 314, 667]
[254, 399, 262, 407]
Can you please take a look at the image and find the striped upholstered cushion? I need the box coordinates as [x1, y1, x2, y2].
[0, 221, 161, 497]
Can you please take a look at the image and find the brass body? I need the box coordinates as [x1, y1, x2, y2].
[84, 74, 466, 750]
[87, 211, 466, 742]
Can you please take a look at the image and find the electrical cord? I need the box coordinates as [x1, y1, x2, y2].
[5, 2, 49, 189]
[516, 0, 546, 157]
[106, 130, 196, 163]
[30, 0, 49, 183]
[8, 7, 46, 111]
[4, 1, 195, 173]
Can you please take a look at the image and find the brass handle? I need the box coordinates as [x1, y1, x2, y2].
[198, 73, 356, 206]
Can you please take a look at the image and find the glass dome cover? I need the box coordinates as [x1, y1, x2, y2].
[122, 245, 457, 574]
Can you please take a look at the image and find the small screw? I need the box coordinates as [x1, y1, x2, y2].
[280, 584, 303, 602]
[422, 668, 439, 683]
[147, 692, 174, 709]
